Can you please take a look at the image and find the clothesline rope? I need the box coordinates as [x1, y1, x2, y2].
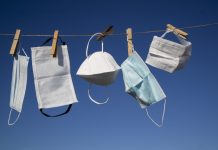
[0, 22, 218, 37]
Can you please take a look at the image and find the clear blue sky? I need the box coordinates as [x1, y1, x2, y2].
[0, 0, 218, 149]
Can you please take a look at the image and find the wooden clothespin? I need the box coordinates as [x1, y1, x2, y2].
[10, 29, 21, 56]
[96, 25, 113, 41]
[126, 28, 133, 56]
[167, 24, 188, 39]
[51, 30, 59, 57]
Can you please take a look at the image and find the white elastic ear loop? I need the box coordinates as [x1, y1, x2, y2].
[88, 84, 109, 105]
[161, 29, 172, 38]
[17, 44, 28, 57]
[21, 48, 28, 57]
[132, 44, 135, 52]
[8, 109, 21, 126]
[145, 99, 167, 127]
[175, 33, 191, 47]
[161, 29, 190, 48]
[86, 33, 104, 57]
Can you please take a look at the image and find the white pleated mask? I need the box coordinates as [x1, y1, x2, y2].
[8, 48, 29, 126]
[77, 33, 120, 104]
[146, 30, 192, 73]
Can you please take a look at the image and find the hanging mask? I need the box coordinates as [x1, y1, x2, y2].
[31, 39, 78, 117]
[145, 30, 192, 73]
[8, 48, 29, 125]
[121, 50, 166, 127]
[77, 33, 120, 104]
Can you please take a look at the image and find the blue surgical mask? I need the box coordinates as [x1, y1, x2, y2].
[121, 50, 167, 127]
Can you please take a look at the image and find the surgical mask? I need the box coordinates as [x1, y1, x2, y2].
[146, 30, 192, 73]
[77, 33, 120, 104]
[31, 42, 78, 117]
[8, 48, 29, 126]
[121, 50, 166, 127]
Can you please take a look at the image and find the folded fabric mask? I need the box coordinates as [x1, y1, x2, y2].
[77, 33, 120, 104]
[121, 50, 166, 127]
[31, 41, 78, 117]
[8, 48, 29, 125]
[145, 30, 192, 73]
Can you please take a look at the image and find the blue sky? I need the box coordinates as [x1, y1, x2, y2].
[0, 0, 218, 149]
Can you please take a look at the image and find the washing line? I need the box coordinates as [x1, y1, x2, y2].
[0, 22, 218, 37]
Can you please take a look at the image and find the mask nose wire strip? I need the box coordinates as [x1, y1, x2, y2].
[8, 109, 21, 126]
[88, 83, 110, 105]
[145, 99, 167, 127]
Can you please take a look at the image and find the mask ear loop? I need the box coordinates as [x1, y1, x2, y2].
[8, 109, 21, 126]
[145, 99, 167, 127]
[21, 48, 28, 57]
[162, 29, 191, 48]
[161, 29, 172, 38]
[86, 33, 104, 58]
[88, 83, 110, 105]
[17, 41, 29, 58]
[174, 32, 191, 47]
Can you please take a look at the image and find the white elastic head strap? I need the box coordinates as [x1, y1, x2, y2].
[145, 99, 167, 127]
[86, 33, 104, 58]
[88, 83, 110, 105]
[8, 109, 21, 126]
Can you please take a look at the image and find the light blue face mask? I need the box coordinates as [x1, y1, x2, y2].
[8, 47, 29, 126]
[121, 50, 167, 127]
